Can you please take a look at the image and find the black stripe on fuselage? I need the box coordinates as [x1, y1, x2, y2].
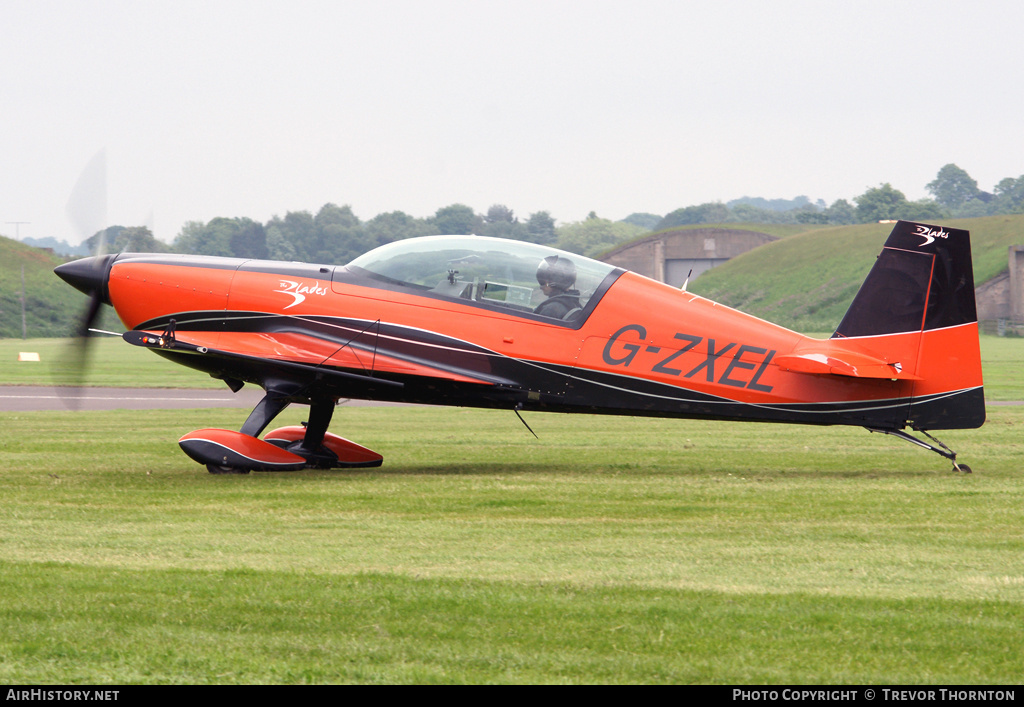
[132, 310, 979, 430]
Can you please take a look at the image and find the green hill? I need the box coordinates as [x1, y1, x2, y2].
[689, 215, 1024, 333]
[0, 235, 124, 339]
[0, 236, 78, 339]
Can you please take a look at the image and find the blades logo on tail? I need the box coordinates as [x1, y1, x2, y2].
[914, 224, 949, 247]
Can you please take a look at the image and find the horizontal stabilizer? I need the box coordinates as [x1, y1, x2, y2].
[775, 351, 921, 380]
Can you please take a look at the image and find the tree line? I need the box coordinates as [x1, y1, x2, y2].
[81, 163, 1024, 263]
[85, 204, 647, 261]
[656, 164, 1024, 229]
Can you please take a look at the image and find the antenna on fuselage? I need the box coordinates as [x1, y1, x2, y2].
[317, 318, 381, 376]
[514, 404, 539, 439]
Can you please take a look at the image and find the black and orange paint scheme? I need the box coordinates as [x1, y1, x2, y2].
[55, 220, 984, 473]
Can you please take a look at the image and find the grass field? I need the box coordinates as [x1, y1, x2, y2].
[0, 337, 224, 389]
[1, 336, 1023, 683]
[1, 406, 1023, 684]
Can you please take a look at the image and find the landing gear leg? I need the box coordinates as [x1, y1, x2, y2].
[866, 427, 972, 473]
[240, 393, 291, 438]
[291, 398, 338, 468]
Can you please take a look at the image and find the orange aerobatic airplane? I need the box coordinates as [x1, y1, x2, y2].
[55, 220, 984, 474]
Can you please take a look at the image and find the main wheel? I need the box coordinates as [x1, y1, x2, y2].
[206, 463, 250, 475]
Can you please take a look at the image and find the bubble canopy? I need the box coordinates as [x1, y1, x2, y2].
[344, 235, 622, 323]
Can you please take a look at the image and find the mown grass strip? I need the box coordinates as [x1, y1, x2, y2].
[2, 563, 1021, 684]
[1, 406, 1022, 683]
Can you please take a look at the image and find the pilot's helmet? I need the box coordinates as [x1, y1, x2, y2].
[537, 256, 576, 291]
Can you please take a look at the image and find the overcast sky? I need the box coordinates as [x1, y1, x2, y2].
[3, 0, 1023, 245]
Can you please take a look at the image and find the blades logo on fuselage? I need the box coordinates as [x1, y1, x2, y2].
[274, 279, 328, 309]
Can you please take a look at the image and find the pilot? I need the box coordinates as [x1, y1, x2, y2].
[534, 255, 581, 319]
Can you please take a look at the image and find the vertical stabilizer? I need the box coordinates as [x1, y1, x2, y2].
[833, 221, 984, 430]
[835, 221, 976, 338]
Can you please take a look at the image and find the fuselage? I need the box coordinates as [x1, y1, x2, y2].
[64, 234, 980, 431]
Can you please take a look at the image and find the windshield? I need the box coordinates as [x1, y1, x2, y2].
[346, 236, 619, 322]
